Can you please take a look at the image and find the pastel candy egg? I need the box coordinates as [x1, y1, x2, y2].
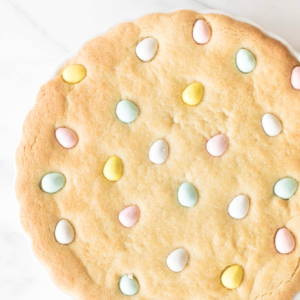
[292, 291, 300, 300]
[103, 156, 123, 181]
[116, 100, 139, 123]
[62, 65, 86, 84]
[206, 134, 229, 157]
[55, 127, 78, 149]
[166, 248, 189, 272]
[119, 274, 139, 296]
[119, 206, 140, 228]
[178, 182, 198, 207]
[221, 265, 244, 289]
[274, 177, 298, 200]
[55, 219, 75, 245]
[275, 228, 295, 254]
[193, 19, 211, 44]
[149, 140, 169, 164]
[182, 82, 204, 106]
[136, 37, 158, 62]
[236, 49, 256, 73]
[228, 195, 250, 219]
[41, 172, 66, 194]
[291, 66, 300, 90]
[262, 113, 282, 137]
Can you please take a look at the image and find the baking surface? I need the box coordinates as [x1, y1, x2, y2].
[3, 1, 300, 299]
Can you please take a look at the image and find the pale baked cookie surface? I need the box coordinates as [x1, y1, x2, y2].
[15, 10, 300, 300]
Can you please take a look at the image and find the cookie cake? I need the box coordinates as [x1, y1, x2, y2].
[15, 9, 300, 300]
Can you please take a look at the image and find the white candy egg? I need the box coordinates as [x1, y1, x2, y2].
[136, 37, 158, 62]
[166, 248, 189, 272]
[262, 113, 282, 137]
[55, 219, 75, 245]
[228, 195, 250, 219]
[149, 140, 169, 164]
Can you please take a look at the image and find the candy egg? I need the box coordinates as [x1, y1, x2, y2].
[103, 156, 123, 181]
[41, 172, 66, 194]
[274, 177, 298, 200]
[236, 49, 256, 73]
[116, 100, 139, 123]
[292, 291, 300, 300]
[177, 182, 198, 207]
[166, 248, 189, 272]
[193, 19, 211, 44]
[206, 134, 229, 157]
[291, 66, 300, 90]
[62, 65, 86, 84]
[221, 264, 244, 289]
[119, 274, 139, 296]
[119, 206, 140, 228]
[149, 140, 169, 164]
[55, 127, 78, 149]
[261, 113, 282, 137]
[182, 82, 204, 106]
[55, 219, 75, 244]
[275, 228, 295, 254]
[136, 37, 158, 62]
[228, 195, 250, 219]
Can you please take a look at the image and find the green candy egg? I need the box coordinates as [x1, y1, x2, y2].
[274, 177, 298, 200]
[178, 182, 198, 207]
[119, 274, 139, 296]
[116, 100, 139, 124]
[41, 172, 66, 194]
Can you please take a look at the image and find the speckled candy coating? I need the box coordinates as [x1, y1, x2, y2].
[16, 10, 300, 300]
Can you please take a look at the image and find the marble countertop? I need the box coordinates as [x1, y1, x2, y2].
[2, 0, 300, 299]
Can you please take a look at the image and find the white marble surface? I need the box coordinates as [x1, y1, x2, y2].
[2, 0, 300, 299]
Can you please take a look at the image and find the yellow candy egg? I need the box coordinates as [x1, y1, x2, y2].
[103, 156, 123, 181]
[62, 65, 86, 84]
[182, 82, 204, 106]
[221, 264, 244, 289]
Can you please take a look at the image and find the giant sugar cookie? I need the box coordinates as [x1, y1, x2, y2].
[16, 10, 300, 300]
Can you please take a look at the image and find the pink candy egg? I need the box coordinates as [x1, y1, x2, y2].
[275, 228, 295, 254]
[291, 66, 300, 90]
[193, 19, 211, 44]
[206, 134, 229, 157]
[55, 127, 78, 149]
[119, 206, 140, 228]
